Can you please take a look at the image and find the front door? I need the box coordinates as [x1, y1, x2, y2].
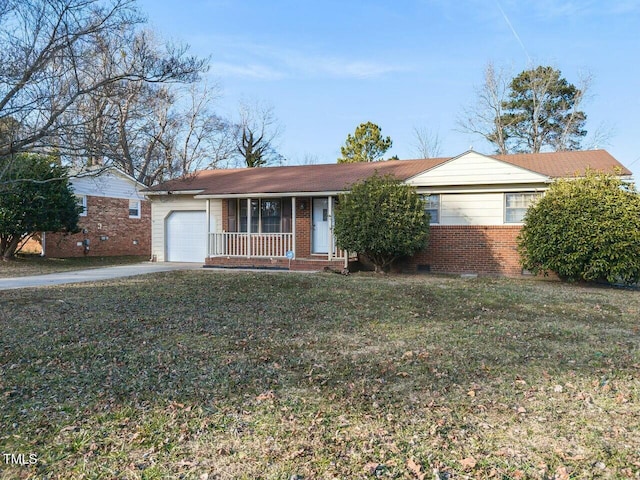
[312, 198, 329, 254]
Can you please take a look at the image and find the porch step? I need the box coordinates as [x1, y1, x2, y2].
[205, 256, 347, 272]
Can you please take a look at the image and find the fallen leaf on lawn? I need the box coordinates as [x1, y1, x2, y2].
[288, 448, 305, 460]
[460, 457, 477, 470]
[555, 466, 570, 480]
[256, 391, 275, 402]
[406, 457, 426, 479]
[512, 470, 525, 479]
[467, 390, 476, 397]
[364, 462, 380, 475]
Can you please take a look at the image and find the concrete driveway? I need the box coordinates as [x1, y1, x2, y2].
[0, 262, 203, 291]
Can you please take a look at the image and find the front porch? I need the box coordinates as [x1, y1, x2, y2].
[204, 196, 355, 271]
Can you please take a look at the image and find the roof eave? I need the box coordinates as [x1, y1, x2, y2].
[144, 189, 205, 196]
[195, 190, 348, 199]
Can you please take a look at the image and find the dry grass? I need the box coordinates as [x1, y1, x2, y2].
[0, 255, 149, 278]
[0, 271, 638, 479]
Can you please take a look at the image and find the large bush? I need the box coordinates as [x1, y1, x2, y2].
[0, 154, 80, 259]
[334, 173, 430, 272]
[518, 171, 640, 284]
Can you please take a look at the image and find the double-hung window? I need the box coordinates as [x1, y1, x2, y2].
[504, 193, 540, 223]
[77, 195, 87, 216]
[421, 194, 440, 224]
[128, 199, 141, 218]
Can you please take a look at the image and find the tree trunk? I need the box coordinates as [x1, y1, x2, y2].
[1, 235, 21, 259]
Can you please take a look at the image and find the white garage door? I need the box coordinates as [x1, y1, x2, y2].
[166, 211, 207, 262]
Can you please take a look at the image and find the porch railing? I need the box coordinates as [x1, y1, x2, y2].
[210, 232, 293, 258]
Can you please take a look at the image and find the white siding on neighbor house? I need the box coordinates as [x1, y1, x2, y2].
[407, 151, 549, 187]
[71, 170, 145, 200]
[150, 196, 222, 262]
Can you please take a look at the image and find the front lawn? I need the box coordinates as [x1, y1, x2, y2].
[0, 255, 149, 278]
[0, 272, 638, 479]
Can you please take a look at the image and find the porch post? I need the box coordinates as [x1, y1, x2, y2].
[291, 196, 296, 257]
[246, 198, 251, 258]
[205, 199, 211, 257]
[327, 196, 333, 261]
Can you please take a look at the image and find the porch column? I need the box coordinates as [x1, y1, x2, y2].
[205, 199, 211, 257]
[327, 196, 333, 261]
[246, 198, 251, 258]
[291, 196, 296, 257]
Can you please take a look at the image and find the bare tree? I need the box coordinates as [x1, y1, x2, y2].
[458, 63, 512, 154]
[0, 0, 206, 180]
[71, 78, 235, 185]
[235, 101, 282, 168]
[412, 127, 442, 158]
[174, 83, 236, 173]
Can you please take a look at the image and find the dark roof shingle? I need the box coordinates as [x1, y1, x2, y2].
[146, 150, 631, 195]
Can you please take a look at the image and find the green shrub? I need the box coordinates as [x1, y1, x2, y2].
[334, 173, 430, 272]
[518, 171, 640, 284]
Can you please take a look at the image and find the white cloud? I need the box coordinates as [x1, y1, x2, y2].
[209, 62, 285, 80]
[203, 35, 411, 80]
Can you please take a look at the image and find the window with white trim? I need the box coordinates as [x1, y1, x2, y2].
[128, 199, 141, 218]
[504, 193, 540, 223]
[421, 194, 440, 224]
[232, 198, 292, 233]
[76, 195, 87, 216]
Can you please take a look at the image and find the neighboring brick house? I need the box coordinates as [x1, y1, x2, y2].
[38, 167, 151, 258]
[144, 150, 632, 275]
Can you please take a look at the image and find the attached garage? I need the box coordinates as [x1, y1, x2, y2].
[165, 211, 207, 262]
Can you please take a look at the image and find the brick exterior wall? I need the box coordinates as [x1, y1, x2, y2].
[44, 196, 151, 258]
[212, 199, 526, 276]
[405, 225, 523, 276]
[294, 197, 312, 258]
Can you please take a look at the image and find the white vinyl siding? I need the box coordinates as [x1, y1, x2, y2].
[71, 170, 145, 201]
[150, 196, 221, 262]
[439, 193, 504, 225]
[407, 151, 549, 187]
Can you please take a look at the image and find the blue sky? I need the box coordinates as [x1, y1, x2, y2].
[138, 0, 640, 178]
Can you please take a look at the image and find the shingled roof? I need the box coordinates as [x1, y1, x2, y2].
[145, 149, 631, 196]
